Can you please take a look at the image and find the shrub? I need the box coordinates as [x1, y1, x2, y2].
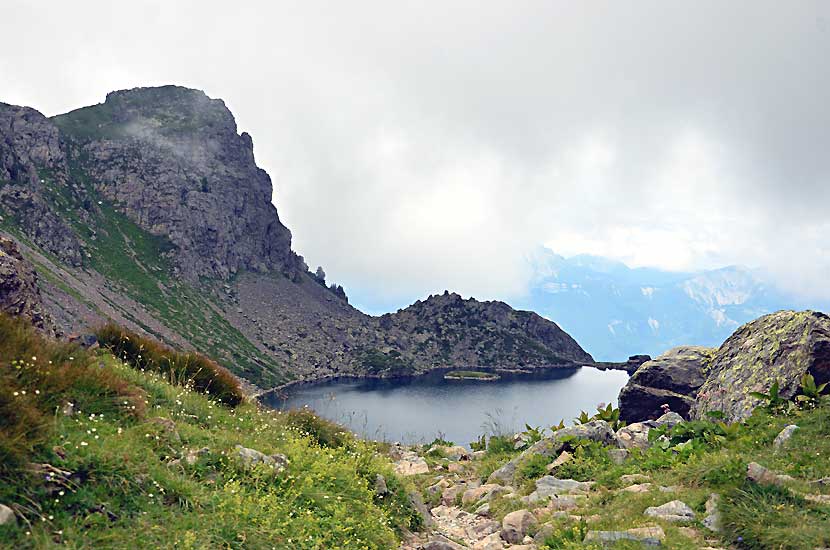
[95, 323, 244, 406]
[281, 407, 352, 448]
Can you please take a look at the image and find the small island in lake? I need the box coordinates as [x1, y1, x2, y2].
[443, 370, 501, 381]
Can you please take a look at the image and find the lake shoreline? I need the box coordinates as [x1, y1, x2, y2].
[254, 361, 596, 400]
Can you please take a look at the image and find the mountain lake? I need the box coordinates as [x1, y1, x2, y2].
[261, 366, 629, 447]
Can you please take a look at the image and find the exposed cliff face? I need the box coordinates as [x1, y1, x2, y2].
[52, 86, 302, 281]
[0, 86, 593, 388]
[0, 236, 55, 334]
[0, 104, 85, 266]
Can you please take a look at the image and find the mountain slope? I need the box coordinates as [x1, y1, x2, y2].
[516, 248, 829, 361]
[0, 86, 591, 389]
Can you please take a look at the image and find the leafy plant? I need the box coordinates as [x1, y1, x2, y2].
[796, 373, 828, 409]
[470, 434, 487, 452]
[593, 403, 625, 431]
[550, 419, 566, 432]
[574, 410, 592, 425]
[521, 424, 545, 445]
[750, 380, 791, 414]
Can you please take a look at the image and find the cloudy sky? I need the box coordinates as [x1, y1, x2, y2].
[2, 1, 829, 311]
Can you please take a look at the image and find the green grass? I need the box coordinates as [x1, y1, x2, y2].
[0, 315, 419, 548]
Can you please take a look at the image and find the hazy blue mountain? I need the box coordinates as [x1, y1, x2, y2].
[513, 248, 829, 361]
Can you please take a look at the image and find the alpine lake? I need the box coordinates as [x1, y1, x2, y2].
[261, 366, 628, 447]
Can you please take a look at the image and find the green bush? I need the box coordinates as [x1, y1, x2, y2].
[281, 407, 352, 448]
[95, 323, 244, 406]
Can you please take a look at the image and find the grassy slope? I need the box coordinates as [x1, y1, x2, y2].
[2, 151, 288, 387]
[0, 317, 419, 549]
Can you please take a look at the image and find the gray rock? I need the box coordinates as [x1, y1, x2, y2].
[703, 493, 720, 532]
[235, 444, 288, 471]
[0, 504, 16, 526]
[584, 526, 665, 547]
[409, 491, 433, 528]
[525, 476, 593, 503]
[608, 448, 629, 464]
[500, 509, 537, 544]
[184, 446, 210, 465]
[620, 473, 651, 484]
[394, 451, 430, 476]
[0, 236, 55, 333]
[747, 462, 794, 486]
[618, 346, 712, 422]
[616, 422, 653, 450]
[773, 425, 799, 449]
[644, 500, 696, 522]
[653, 411, 685, 428]
[422, 536, 465, 550]
[374, 474, 388, 496]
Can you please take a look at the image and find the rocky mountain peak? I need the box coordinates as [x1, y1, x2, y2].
[49, 85, 302, 280]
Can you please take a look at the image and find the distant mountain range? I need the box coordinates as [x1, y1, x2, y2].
[512, 248, 830, 361]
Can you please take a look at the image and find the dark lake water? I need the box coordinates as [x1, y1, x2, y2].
[261, 366, 629, 446]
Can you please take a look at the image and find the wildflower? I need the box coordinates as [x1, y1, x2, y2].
[80, 441, 88, 446]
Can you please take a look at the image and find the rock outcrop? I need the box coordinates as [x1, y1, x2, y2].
[0, 236, 54, 333]
[618, 346, 712, 422]
[691, 310, 830, 422]
[618, 311, 830, 424]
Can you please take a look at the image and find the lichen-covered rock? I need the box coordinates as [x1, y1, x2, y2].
[644, 500, 695, 522]
[692, 311, 830, 422]
[0, 236, 54, 332]
[618, 346, 712, 422]
[773, 425, 799, 449]
[234, 444, 288, 471]
[584, 526, 664, 547]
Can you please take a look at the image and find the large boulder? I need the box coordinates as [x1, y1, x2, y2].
[618, 346, 712, 422]
[691, 310, 830, 422]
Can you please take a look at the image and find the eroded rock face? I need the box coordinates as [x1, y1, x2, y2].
[52, 86, 302, 281]
[618, 346, 712, 422]
[0, 236, 54, 332]
[0, 103, 85, 266]
[691, 310, 830, 422]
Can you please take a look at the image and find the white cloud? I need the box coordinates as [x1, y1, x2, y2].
[2, 0, 829, 307]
